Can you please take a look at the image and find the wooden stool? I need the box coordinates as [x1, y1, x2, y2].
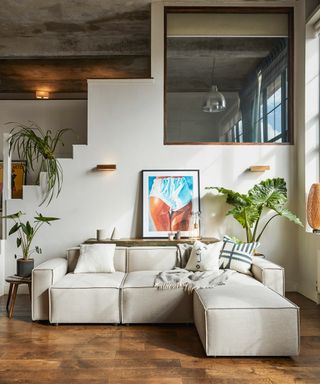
[5, 275, 32, 319]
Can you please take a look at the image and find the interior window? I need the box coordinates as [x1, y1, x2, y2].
[164, 8, 293, 144]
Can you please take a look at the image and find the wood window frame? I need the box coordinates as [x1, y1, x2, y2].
[163, 6, 294, 145]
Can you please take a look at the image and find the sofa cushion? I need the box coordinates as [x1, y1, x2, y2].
[219, 236, 259, 275]
[186, 240, 223, 271]
[122, 271, 193, 323]
[52, 272, 125, 289]
[74, 244, 116, 273]
[127, 247, 177, 272]
[67, 247, 127, 273]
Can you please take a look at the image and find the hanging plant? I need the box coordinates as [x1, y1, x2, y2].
[7, 121, 70, 206]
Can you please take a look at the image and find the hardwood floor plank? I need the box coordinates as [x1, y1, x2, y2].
[0, 293, 319, 384]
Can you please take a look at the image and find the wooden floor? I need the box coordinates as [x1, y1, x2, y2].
[0, 293, 319, 384]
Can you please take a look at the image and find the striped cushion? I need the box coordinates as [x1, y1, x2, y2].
[219, 236, 260, 275]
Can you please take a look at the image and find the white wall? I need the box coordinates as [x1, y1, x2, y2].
[296, 1, 320, 303]
[0, 100, 87, 162]
[1, 1, 303, 295]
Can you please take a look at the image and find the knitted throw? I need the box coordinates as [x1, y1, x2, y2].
[154, 268, 234, 294]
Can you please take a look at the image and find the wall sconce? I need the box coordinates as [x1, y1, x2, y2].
[249, 165, 270, 172]
[36, 90, 49, 99]
[96, 164, 116, 171]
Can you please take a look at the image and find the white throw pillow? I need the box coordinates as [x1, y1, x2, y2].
[185, 240, 223, 272]
[74, 244, 116, 273]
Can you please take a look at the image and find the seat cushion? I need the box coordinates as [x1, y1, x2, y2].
[49, 272, 125, 324]
[122, 271, 193, 323]
[52, 272, 125, 289]
[127, 247, 177, 272]
[194, 283, 300, 356]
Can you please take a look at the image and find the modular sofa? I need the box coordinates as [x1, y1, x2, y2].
[32, 246, 300, 356]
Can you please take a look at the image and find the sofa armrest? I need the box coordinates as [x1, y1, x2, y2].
[32, 258, 68, 321]
[251, 258, 285, 296]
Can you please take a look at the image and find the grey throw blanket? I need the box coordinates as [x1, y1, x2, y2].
[154, 268, 234, 294]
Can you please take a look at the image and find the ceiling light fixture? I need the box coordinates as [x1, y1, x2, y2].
[202, 57, 226, 113]
[36, 90, 49, 99]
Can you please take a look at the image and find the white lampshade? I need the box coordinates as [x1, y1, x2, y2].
[202, 85, 226, 113]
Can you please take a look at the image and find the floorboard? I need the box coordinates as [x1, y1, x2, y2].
[0, 292, 319, 384]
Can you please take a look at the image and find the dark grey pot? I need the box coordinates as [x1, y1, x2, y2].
[17, 258, 34, 277]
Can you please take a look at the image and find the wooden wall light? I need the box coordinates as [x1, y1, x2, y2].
[249, 165, 270, 172]
[36, 91, 49, 99]
[96, 164, 116, 171]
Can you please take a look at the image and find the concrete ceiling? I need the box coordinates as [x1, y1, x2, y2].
[0, 0, 151, 96]
[0, 1, 287, 98]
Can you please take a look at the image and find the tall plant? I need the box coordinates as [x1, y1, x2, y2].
[2, 211, 59, 260]
[8, 122, 69, 205]
[206, 178, 302, 243]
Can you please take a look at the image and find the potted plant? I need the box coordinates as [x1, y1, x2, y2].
[3, 211, 59, 277]
[7, 121, 69, 205]
[206, 178, 302, 243]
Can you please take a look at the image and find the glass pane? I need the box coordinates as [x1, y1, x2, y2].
[165, 10, 291, 144]
[267, 111, 275, 140]
[267, 85, 275, 113]
[274, 86, 281, 107]
[274, 105, 282, 134]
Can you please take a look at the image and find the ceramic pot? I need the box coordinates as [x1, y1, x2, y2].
[17, 258, 34, 277]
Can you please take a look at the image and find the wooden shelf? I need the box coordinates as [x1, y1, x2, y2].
[85, 237, 219, 247]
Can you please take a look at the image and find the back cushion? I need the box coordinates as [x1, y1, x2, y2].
[66, 246, 126, 273]
[127, 247, 178, 272]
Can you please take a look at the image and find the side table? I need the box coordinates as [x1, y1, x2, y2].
[5, 275, 32, 319]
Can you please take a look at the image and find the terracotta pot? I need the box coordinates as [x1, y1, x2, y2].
[307, 183, 320, 233]
[16, 258, 34, 277]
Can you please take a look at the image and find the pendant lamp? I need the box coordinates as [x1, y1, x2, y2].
[202, 57, 226, 113]
[307, 183, 320, 233]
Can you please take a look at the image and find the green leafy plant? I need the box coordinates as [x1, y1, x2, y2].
[7, 122, 69, 205]
[2, 211, 59, 260]
[206, 178, 302, 243]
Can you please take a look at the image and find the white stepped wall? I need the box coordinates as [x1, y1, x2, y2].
[3, 77, 298, 292]
[2, 1, 302, 294]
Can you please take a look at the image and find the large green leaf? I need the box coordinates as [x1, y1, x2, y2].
[2, 211, 24, 220]
[9, 222, 20, 236]
[209, 187, 250, 207]
[227, 205, 260, 229]
[35, 213, 60, 223]
[249, 178, 287, 209]
[273, 206, 303, 227]
[16, 237, 22, 248]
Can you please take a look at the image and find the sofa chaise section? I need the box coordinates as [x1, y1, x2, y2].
[193, 275, 299, 356]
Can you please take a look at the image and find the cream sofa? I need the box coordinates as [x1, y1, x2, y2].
[32, 246, 300, 356]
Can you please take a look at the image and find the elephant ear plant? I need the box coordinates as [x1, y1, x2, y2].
[8, 122, 69, 205]
[206, 178, 302, 243]
[3, 211, 59, 277]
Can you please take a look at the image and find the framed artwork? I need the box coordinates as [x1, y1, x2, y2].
[0, 161, 26, 210]
[142, 169, 200, 238]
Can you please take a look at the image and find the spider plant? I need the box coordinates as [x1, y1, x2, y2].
[7, 122, 69, 206]
[206, 178, 303, 243]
